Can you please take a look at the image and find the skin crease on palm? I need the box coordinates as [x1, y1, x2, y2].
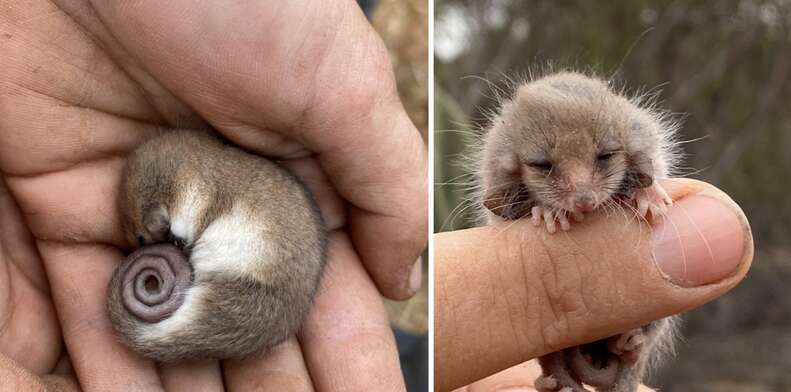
[0, 0, 427, 391]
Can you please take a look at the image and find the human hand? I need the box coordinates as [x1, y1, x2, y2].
[0, 0, 423, 390]
[0, 184, 402, 390]
[434, 179, 753, 391]
[0, 177, 77, 390]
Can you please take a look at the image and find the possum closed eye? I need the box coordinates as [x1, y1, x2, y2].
[108, 129, 327, 362]
[475, 71, 681, 392]
[479, 71, 679, 232]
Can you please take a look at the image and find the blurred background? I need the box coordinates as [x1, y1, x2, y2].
[366, 1, 428, 391]
[435, 1, 791, 391]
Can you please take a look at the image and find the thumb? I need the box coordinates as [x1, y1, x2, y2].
[83, 0, 428, 300]
[434, 179, 753, 391]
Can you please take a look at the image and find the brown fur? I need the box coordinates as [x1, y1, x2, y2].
[475, 72, 680, 392]
[479, 71, 676, 219]
[109, 129, 327, 362]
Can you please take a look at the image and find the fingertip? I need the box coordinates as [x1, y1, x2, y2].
[318, 96, 427, 300]
[351, 211, 427, 301]
[651, 180, 753, 288]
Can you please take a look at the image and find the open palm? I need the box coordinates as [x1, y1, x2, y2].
[0, 0, 426, 390]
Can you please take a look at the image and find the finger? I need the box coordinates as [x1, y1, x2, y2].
[160, 361, 223, 392]
[223, 337, 314, 392]
[0, 353, 80, 392]
[0, 177, 49, 290]
[457, 360, 656, 392]
[434, 179, 753, 391]
[299, 232, 406, 391]
[38, 242, 164, 391]
[334, 108, 428, 301]
[42, 357, 82, 392]
[84, 0, 428, 300]
[5, 159, 127, 247]
[0, 259, 62, 374]
[0, 178, 61, 373]
[279, 158, 345, 231]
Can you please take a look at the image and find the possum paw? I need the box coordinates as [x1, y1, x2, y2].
[607, 329, 645, 367]
[535, 375, 578, 392]
[537, 351, 591, 392]
[535, 374, 560, 390]
[634, 183, 672, 221]
[531, 206, 581, 233]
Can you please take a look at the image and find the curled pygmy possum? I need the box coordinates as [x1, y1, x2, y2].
[108, 130, 327, 362]
[475, 71, 682, 392]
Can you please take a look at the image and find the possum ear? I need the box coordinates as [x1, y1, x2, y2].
[616, 154, 655, 199]
[633, 171, 653, 188]
[483, 183, 534, 220]
[626, 154, 655, 189]
[143, 204, 170, 243]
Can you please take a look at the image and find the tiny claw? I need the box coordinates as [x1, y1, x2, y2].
[559, 213, 571, 231]
[572, 211, 585, 222]
[635, 182, 674, 221]
[546, 220, 557, 234]
[532, 206, 543, 226]
[544, 210, 557, 233]
[638, 201, 648, 218]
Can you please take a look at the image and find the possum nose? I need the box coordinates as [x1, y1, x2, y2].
[574, 193, 595, 212]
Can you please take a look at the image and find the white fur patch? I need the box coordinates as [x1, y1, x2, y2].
[144, 201, 276, 339]
[170, 182, 207, 244]
[142, 285, 204, 341]
[189, 205, 276, 281]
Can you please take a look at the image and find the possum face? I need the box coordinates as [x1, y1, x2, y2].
[518, 131, 634, 214]
[482, 72, 665, 221]
[482, 127, 647, 220]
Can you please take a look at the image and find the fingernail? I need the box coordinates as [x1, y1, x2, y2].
[408, 256, 423, 293]
[651, 194, 747, 287]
